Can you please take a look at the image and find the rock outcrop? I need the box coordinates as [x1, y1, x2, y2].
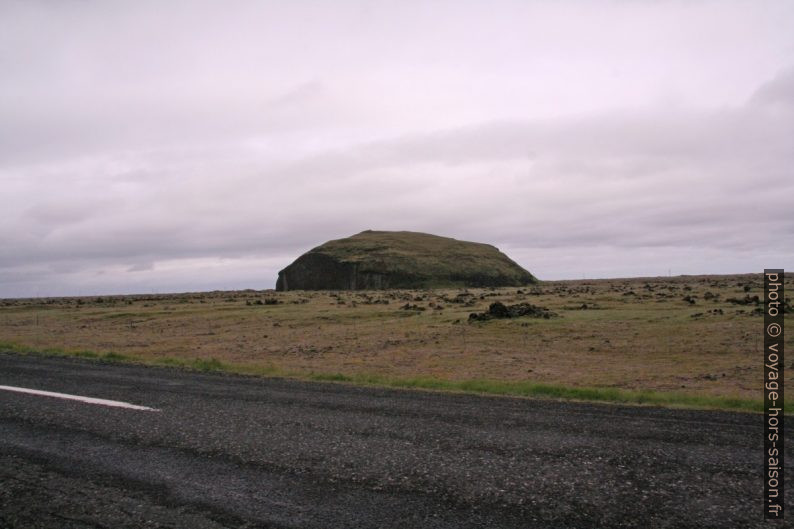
[468, 302, 557, 321]
[276, 230, 537, 291]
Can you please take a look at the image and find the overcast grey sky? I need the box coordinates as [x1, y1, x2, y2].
[2, 0, 793, 297]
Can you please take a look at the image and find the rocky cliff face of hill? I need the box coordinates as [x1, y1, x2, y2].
[276, 230, 537, 291]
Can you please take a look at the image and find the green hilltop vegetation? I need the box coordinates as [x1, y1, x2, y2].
[276, 230, 538, 291]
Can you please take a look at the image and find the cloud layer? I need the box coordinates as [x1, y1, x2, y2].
[1, 1, 793, 296]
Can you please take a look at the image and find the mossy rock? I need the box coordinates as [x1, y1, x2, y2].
[276, 230, 537, 291]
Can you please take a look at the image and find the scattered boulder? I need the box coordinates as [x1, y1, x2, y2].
[726, 294, 760, 305]
[469, 301, 557, 322]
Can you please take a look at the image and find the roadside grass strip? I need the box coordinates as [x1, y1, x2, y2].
[0, 341, 780, 413]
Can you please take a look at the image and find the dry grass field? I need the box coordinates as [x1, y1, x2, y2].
[1, 273, 791, 410]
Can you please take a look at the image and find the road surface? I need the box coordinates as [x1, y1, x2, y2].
[0, 352, 782, 528]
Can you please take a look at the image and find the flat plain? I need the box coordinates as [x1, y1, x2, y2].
[1, 273, 791, 410]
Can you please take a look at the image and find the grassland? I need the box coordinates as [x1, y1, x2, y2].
[1, 273, 791, 412]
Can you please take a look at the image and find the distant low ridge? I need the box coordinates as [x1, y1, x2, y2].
[276, 230, 537, 291]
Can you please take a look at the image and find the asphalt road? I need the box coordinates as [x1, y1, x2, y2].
[0, 352, 783, 528]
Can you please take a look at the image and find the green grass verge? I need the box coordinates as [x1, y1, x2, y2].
[304, 372, 768, 412]
[0, 340, 779, 413]
[0, 340, 134, 362]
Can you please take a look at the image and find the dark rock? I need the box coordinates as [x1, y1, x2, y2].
[276, 230, 537, 291]
[469, 302, 557, 321]
[726, 294, 760, 305]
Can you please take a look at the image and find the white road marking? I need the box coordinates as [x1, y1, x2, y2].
[0, 385, 159, 411]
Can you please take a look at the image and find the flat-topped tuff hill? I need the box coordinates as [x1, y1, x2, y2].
[276, 230, 537, 291]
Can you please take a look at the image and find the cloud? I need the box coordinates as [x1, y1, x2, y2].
[750, 67, 794, 108]
[3, 79, 792, 296]
[1, 1, 792, 296]
[126, 262, 154, 273]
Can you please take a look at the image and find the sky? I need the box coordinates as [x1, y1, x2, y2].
[1, 0, 793, 297]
